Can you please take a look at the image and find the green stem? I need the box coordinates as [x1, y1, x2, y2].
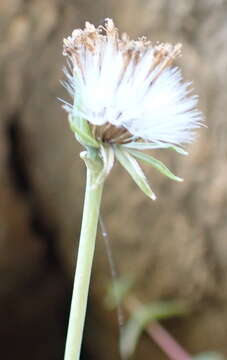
[64, 166, 104, 360]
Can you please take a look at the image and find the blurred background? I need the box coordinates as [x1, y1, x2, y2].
[1, 0, 227, 359]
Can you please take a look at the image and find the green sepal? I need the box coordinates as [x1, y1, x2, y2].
[123, 142, 188, 155]
[69, 115, 100, 148]
[120, 301, 187, 359]
[72, 109, 92, 137]
[115, 147, 156, 200]
[127, 149, 183, 182]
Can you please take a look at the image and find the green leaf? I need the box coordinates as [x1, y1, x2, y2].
[120, 301, 187, 359]
[115, 147, 156, 200]
[123, 142, 188, 155]
[193, 352, 225, 360]
[69, 116, 100, 148]
[127, 149, 183, 182]
[105, 276, 135, 309]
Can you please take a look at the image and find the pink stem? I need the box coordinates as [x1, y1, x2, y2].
[146, 321, 192, 360]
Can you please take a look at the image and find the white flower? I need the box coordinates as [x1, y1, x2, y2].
[61, 19, 203, 199]
[62, 18, 202, 146]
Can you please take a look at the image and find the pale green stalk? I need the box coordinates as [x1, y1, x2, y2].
[64, 160, 104, 360]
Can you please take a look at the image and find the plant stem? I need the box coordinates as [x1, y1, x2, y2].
[146, 321, 192, 360]
[64, 166, 104, 360]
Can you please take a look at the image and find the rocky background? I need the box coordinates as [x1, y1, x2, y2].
[0, 0, 227, 359]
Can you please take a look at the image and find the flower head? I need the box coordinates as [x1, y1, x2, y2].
[61, 19, 203, 199]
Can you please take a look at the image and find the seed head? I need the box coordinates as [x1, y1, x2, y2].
[62, 18, 202, 146]
[60, 19, 203, 199]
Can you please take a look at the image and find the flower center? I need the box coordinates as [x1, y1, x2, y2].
[92, 123, 133, 144]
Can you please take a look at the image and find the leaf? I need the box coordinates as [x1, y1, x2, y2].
[115, 147, 156, 200]
[69, 116, 100, 148]
[127, 149, 183, 182]
[123, 142, 188, 155]
[105, 276, 135, 309]
[120, 301, 187, 359]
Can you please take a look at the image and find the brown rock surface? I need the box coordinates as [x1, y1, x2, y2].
[0, 0, 227, 359]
